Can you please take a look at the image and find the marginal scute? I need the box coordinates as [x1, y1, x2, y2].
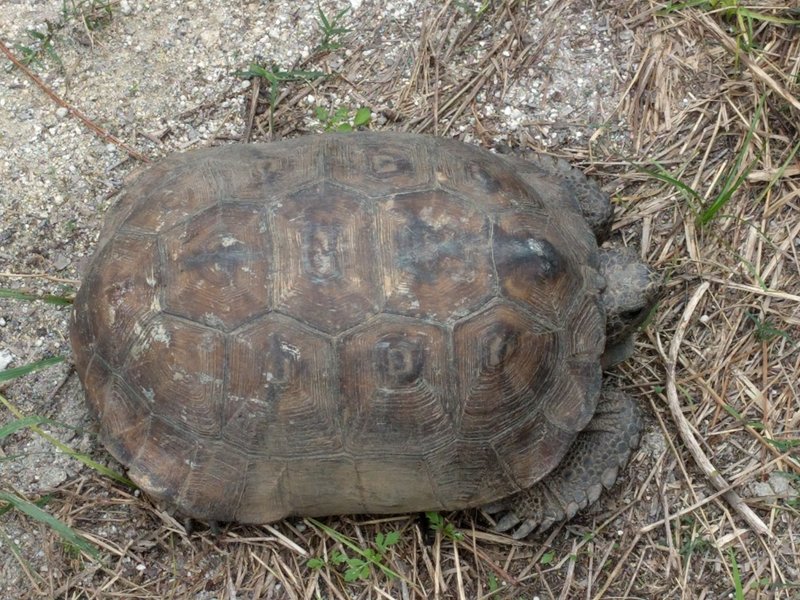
[353, 456, 443, 512]
[124, 314, 225, 438]
[126, 416, 195, 508]
[540, 363, 599, 432]
[235, 460, 289, 523]
[177, 444, 250, 522]
[82, 357, 151, 465]
[490, 416, 576, 492]
[567, 294, 605, 360]
[327, 135, 434, 195]
[494, 211, 582, 323]
[433, 138, 539, 210]
[284, 457, 363, 516]
[216, 143, 320, 200]
[73, 231, 160, 368]
[122, 159, 224, 234]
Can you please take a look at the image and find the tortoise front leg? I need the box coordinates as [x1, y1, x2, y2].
[485, 390, 643, 539]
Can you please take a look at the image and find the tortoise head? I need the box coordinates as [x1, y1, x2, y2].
[598, 248, 662, 368]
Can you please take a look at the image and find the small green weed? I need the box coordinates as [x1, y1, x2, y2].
[765, 438, 800, 455]
[9, 0, 115, 71]
[745, 312, 794, 344]
[486, 572, 500, 592]
[13, 25, 62, 69]
[679, 532, 713, 556]
[315, 4, 351, 52]
[238, 64, 326, 106]
[61, 0, 114, 33]
[307, 518, 403, 582]
[315, 106, 371, 132]
[540, 550, 556, 565]
[454, 1, 490, 18]
[330, 530, 400, 582]
[750, 577, 771, 593]
[719, 403, 766, 430]
[238, 63, 325, 132]
[425, 511, 463, 541]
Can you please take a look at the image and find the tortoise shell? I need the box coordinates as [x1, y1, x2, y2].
[70, 133, 606, 523]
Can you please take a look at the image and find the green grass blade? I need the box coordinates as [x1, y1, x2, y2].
[0, 288, 73, 305]
[0, 491, 51, 519]
[698, 96, 764, 226]
[657, 0, 710, 15]
[0, 491, 102, 561]
[0, 391, 134, 487]
[728, 549, 744, 600]
[353, 107, 372, 127]
[639, 161, 703, 206]
[697, 161, 756, 226]
[0, 356, 65, 382]
[735, 8, 800, 25]
[0, 416, 48, 440]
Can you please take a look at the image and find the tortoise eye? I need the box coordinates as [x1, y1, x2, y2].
[619, 307, 646, 323]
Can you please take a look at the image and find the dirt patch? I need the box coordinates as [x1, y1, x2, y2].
[2, 0, 799, 598]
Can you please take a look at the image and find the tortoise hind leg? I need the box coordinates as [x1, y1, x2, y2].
[485, 390, 642, 539]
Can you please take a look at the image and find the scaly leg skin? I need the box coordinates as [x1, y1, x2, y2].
[485, 390, 643, 539]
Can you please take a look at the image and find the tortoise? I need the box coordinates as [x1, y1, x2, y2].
[70, 132, 660, 538]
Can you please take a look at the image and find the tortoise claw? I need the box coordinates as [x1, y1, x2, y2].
[482, 501, 508, 514]
[511, 519, 538, 539]
[494, 511, 523, 533]
[182, 517, 221, 536]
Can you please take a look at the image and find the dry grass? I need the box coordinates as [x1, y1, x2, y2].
[2, 0, 799, 598]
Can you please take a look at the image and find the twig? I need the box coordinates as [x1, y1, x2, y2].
[242, 76, 260, 143]
[663, 281, 773, 538]
[0, 38, 150, 163]
[639, 451, 793, 535]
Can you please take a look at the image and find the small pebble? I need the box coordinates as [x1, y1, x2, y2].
[0, 350, 13, 371]
[55, 107, 69, 119]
